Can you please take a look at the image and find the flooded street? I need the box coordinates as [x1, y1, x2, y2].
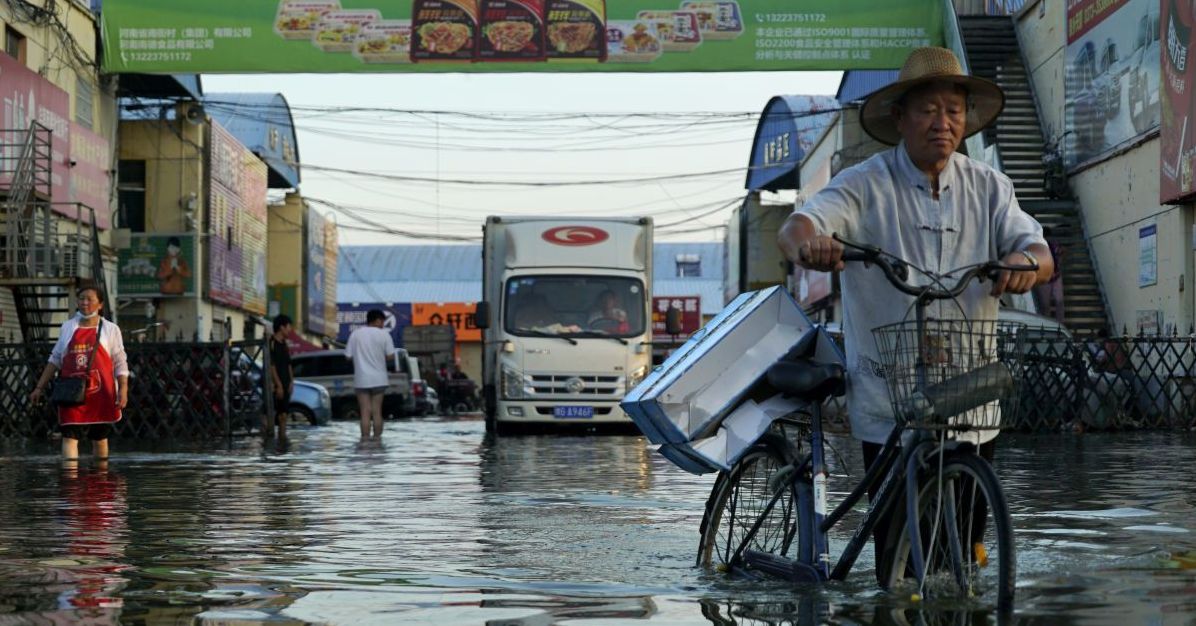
[0, 417, 1193, 625]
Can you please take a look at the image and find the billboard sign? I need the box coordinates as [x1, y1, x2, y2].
[207, 121, 269, 314]
[306, 207, 329, 336]
[69, 122, 113, 228]
[651, 295, 701, 339]
[100, 0, 942, 74]
[411, 302, 481, 341]
[117, 233, 198, 298]
[1162, 0, 1194, 202]
[0, 52, 71, 212]
[1064, 0, 1160, 168]
[337, 302, 412, 345]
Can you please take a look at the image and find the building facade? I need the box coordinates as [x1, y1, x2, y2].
[0, 0, 118, 342]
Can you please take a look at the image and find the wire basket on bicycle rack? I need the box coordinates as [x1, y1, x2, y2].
[873, 318, 1027, 431]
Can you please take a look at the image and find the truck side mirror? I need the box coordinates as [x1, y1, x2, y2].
[474, 302, 490, 329]
[665, 306, 684, 336]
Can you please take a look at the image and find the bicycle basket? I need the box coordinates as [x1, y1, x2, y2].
[872, 319, 1026, 430]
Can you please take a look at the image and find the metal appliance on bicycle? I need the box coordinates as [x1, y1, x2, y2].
[622, 234, 1035, 612]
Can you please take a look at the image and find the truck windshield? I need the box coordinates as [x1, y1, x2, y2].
[504, 275, 646, 339]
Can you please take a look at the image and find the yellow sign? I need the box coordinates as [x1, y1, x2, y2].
[411, 302, 481, 342]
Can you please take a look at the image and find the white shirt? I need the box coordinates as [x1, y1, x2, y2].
[796, 145, 1046, 443]
[345, 325, 396, 389]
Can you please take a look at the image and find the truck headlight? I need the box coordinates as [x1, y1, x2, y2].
[503, 364, 527, 399]
[626, 365, 648, 393]
[319, 386, 331, 409]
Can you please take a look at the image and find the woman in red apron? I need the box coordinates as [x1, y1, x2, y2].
[29, 287, 129, 460]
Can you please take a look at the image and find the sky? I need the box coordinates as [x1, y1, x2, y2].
[202, 71, 843, 246]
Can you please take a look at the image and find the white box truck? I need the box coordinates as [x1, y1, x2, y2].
[477, 216, 654, 433]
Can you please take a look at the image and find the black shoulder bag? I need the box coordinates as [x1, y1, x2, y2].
[50, 320, 102, 406]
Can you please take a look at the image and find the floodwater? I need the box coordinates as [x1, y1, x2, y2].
[0, 417, 1193, 625]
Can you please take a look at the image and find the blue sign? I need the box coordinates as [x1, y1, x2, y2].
[337, 303, 412, 346]
[746, 95, 840, 192]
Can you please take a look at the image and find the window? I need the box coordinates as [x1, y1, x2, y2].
[503, 275, 646, 338]
[117, 160, 146, 232]
[4, 27, 24, 63]
[675, 253, 701, 277]
[75, 77, 94, 129]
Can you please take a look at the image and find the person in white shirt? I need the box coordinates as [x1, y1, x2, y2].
[345, 309, 396, 441]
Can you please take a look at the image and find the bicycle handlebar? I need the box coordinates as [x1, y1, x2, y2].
[832, 233, 1038, 301]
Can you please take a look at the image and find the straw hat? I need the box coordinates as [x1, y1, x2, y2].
[860, 47, 1005, 145]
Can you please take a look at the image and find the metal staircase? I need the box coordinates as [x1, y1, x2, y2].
[959, 16, 1111, 337]
[0, 122, 109, 342]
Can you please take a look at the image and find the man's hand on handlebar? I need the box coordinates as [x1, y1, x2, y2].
[991, 251, 1039, 296]
[796, 235, 845, 272]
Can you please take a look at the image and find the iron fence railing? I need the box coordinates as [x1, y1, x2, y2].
[0, 339, 270, 441]
[819, 327, 1196, 434]
[1011, 331, 1196, 431]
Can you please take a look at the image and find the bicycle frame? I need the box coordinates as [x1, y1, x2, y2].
[730, 263, 1013, 585]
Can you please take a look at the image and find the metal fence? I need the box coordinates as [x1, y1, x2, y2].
[818, 327, 1196, 434]
[1011, 330, 1196, 432]
[0, 339, 272, 441]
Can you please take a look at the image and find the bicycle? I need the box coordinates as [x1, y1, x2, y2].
[697, 235, 1035, 613]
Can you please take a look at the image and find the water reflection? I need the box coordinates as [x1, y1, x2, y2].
[0, 423, 1193, 624]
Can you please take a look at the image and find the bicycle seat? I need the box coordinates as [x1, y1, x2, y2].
[766, 360, 846, 402]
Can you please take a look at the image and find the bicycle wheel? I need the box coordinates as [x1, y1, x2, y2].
[880, 452, 1015, 611]
[697, 433, 804, 570]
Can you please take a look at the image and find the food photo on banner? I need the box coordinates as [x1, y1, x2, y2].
[99, 0, 942, 73]
[1064, 0, 1160, 169]
[117, 234, 198, 298]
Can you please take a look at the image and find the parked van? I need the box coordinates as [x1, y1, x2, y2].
[291, 349, 413, 420]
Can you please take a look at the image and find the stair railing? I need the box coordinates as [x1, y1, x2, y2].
[943, 0, 1006, 173]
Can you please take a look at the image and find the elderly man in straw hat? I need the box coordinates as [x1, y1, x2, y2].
[778, 46, 1054, 576]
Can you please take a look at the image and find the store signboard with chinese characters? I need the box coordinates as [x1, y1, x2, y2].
[69, 122, 113, 228]
[652, 295, 701, 339]
[1162, 0, 1195, 201]
[0, 53, 71, 213]
[411, 302, 481, 342]
[306, 207, 329, 336]
[207, 121, 269, 314]
[100, 0, 941, 73]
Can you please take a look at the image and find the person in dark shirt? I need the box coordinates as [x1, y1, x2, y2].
[268, 315, 294, 441]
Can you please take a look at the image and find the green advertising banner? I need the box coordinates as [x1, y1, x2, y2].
[100, 0, 942, 73]
[117, 234, 198, 298]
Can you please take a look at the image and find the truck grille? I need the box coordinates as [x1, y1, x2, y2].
[529, 373, 622, 397]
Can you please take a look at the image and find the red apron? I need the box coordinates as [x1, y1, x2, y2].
[58, 326, 122, 426]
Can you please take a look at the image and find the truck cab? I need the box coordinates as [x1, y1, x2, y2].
[478, 216, 653, 433]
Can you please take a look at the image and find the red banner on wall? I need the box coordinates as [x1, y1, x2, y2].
[1067, 0, 1131, 44]
[0, 53, 70, 210]
[651, 296, 701, 339]
[1162, 0, 1194, 202]
[69, 122, 112, 228]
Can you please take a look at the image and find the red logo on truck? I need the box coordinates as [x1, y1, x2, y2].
[542, 226, 609, 246]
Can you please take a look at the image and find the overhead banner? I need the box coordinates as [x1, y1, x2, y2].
[100, 0, 940, 73]
[1162, 0, 1193, 202]
[1064, 0, 1159, 168]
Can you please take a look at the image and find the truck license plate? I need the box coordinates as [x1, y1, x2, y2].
[553, 406, 594, 419]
